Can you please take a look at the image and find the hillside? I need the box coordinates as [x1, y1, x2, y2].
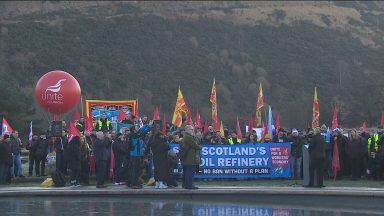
[1, 1, 384, 134]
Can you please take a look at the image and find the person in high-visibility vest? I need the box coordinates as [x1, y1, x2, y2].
[95, 114, 112, 132]
[76, 117, 85, 135]
[227, 132, 241, 145]
[368, 133, 379, 154]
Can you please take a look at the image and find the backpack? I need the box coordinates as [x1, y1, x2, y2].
[51, 169, 66, 187]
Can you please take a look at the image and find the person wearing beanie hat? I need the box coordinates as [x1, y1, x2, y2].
[289, 128, 303, 180]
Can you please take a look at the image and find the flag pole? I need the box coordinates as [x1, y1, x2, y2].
[80, 95, 84, 117]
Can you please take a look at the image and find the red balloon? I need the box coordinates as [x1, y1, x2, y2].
[35, 70, 81, 114]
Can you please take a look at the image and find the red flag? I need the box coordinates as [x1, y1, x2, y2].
[362, 121, 368, 133]
[248, 114, 253, 133]
[312, 87, 320, 129]
[153, 106, 160, 120]
[236, 116, 243, 140]
[1, 118, 13, 136]
[53, 114, 59, 121]
[85, 116, 94, 133]
[118, 109, 125, 122]
[332, 139, 340, 181]
[210, 79, 219, 131]
[262, 121, 267, 142]
[73, 110, 80, 122]
[68, 121, 80, 142]
[162, 114, 167, 135]
[275, 112, 281, 131]
[381, 112, 384, 128]
[203, 119, 208, 136]
[195, 110, 202, 129]
[109, 146, 115, 179]
[332, 106, 338, 131]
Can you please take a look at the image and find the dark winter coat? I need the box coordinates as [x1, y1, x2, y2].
[309, 133, 326, 159]
[0, 140, 12, 165]
[10, 136, 22, 155]
[347, 137, 365, 159]
[93, 138, 109, 162]
[33, 138, 49, 158]
[112, 139, 129, 166]
[148, 134, 170, 181]
[67, 137, 81, 171]
[290, 136, 303, 158]
[272, 135, 289, 143]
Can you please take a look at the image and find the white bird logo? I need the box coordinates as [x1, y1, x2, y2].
[45, 79, 66, 93]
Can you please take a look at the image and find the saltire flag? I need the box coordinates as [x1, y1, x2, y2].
[68, 121, 81, 143]
[312, 87, 320, 129]
[236, 116, 243, 140]
[118, 109, 125, 122]
[255, 83, 264, 127]
[331, 106, 338, 131]
[362, 121, 368, 133]
[172, 86, 190, 127]
[247, 114, 253, 133]
[267, 106, 274, 138]
[153, 106, 160, 121]
[326, 127, 331, 143]
[203, 119, 208, 136]
[1, 118, 13, 136]
[85, 116, 94, 133]
[195, 110, 202, 129]
[210, 78, 219, 131]
[28, 121, 33, 144]
[275, 112, 281, 132]
[332, 139, 340, 181]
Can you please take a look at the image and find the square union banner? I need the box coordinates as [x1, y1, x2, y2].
[170, 143, 291, 179]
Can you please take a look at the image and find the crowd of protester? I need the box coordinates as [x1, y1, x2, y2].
[1, 111, 384, 189]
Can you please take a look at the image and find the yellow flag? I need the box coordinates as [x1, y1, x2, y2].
[220, 120, 224, 138]
[172, 86, 190, 127]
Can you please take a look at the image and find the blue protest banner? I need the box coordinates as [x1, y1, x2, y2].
[170, 143, 291, 179]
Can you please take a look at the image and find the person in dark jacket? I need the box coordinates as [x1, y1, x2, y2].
[80, 136, 91, 185]
[148, 131, 170, 189]
[167, 150, 179, 187]
[289, 129, 303, 180]
[10, 130, 24, 178]
[273, 128, 289, 143]
[181, 125, 202, 190]
[67, 136, 81, 186]
[112, 133, 129, 185]
[26, 135, 38, 177]
[93, 132, 109, 188]
[54, 130, 68, 175]
[33, 133, 49, 177]
[308, 127, 326, 187]
[95, 114, 112, 132]
[0, 135, 12, 184]
[347, 129, 365, 180]
[332, 128, 349, 179]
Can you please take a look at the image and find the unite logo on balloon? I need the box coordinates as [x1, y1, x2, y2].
[41, 79, 66, 104]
